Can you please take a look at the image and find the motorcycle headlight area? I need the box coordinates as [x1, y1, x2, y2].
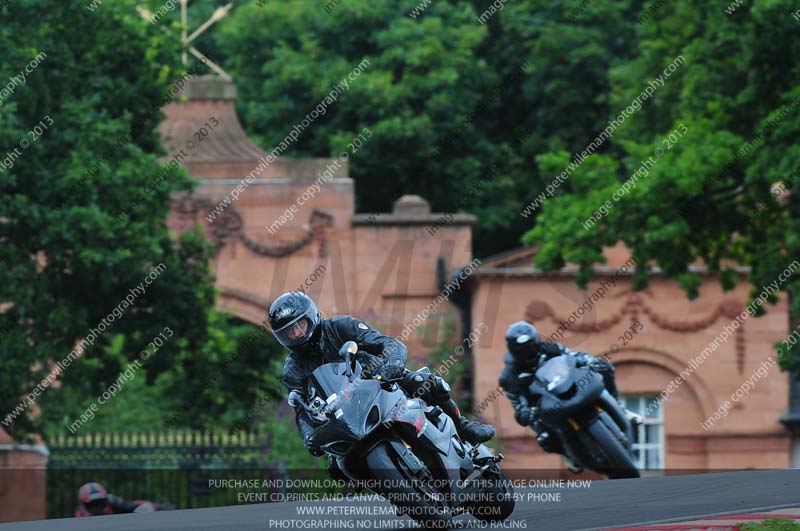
[321, 440, 352, 456]
[325, 393, 344, 418]
[308, 396, 329, 421]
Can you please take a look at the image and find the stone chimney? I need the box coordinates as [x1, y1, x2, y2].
[392, 195, 431, 216]
[158, 75, 347, 181]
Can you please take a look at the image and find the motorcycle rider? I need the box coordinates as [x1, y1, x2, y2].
[74, 482, 153, 517]
[499, 321, 639, 472]
[270, 291, 495, 462]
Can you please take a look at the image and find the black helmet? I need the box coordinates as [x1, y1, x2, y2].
[268, 291, 321, 351]
[505, 321, 540, 360]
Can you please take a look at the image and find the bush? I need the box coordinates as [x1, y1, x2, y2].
[740, 519, 800, 531]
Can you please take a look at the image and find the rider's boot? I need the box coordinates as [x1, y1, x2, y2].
[536, 430, 558, 452]
[614, 395, 643, 426]
[604, 373, 642, 426]
[441, 399, 495, 444]
[624, 408, 644, 426]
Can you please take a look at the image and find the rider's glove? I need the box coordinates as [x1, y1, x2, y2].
[514, 405, 537, 427]
[355, 351, 383, 377]
[376, 360, 405, 381]
[304, 435, 324, 457]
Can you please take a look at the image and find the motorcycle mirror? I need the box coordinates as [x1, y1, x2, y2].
[340, 341, 358, 378]
[288, 390, 302, 407]
[339, 341, 358, 358]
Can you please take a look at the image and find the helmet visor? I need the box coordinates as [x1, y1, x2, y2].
[272, 313, 315, 349]
[509, 335, 538, 359]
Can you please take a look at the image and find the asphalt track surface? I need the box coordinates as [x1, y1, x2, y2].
[2, 470, 799, 531]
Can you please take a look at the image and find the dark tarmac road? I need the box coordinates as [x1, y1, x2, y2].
[2, 470, 798, 531]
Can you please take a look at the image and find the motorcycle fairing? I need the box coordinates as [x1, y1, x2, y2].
[524, 354, 635, 473]
[308, 359, 502, 510]
[530, 365, 604, 422]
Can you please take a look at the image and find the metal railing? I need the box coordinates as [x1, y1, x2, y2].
[46, 431, 284, 518]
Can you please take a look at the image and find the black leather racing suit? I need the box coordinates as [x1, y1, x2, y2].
[281, 315, 456, 447]
[498, 341, 618, 454]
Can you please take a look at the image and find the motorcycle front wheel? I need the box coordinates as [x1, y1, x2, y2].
[584, 414, 640, 479]
[467, 463, 516, 522]
[365, 440, 453, 529]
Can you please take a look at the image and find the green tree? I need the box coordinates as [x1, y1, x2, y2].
[215, 0, 643, 256]
[0, 1, 285, 440]
[523, 0, 800, 371]
[740, 519, 800, 531]
[217, 0, 506, 248]
[39, 314, 286, 438]
[475, 0, 641, 253]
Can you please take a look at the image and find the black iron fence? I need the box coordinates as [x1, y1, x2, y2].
[46, 431, 287, 518]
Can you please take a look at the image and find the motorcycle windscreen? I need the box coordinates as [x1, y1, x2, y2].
[310, 362, 351, 399]
[310, 366, 390, 439]
[536, 355, 576, 395]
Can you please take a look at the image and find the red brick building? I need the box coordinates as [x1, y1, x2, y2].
[471, 244, 796, 471]
[162, 76, 473, 354]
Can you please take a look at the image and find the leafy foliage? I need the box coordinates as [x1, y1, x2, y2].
[0, 1, 286, 440]
[522, 1, 800, 371]
[740, 519, 800, 531]
[214, 0, 642, 256]
[4, 0, 800, 441]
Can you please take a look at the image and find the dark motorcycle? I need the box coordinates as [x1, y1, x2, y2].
[289, 341, 515, 528]
[521, 353, 640, 479]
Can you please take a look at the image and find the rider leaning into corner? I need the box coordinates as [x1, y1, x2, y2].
[499, 321, 642, 473]
[269, 290, 495, 476]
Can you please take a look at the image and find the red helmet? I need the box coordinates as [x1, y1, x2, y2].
[77, 482, 108, 516]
